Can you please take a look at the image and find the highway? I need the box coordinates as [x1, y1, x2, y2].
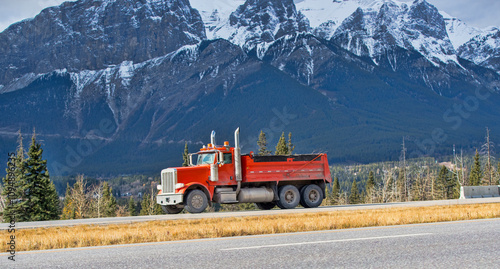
[3, 218, 499, 268]
[2, 197, 500, 230]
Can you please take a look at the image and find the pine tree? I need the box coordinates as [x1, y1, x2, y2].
[287, 132, 295, 155]
[182, 142, 189, 167]
[102, 182, 117, 217]
[139, 190, 163, 215]
[1, 132, 26, 223]
[327, 177, 340, 205]
[23, 133, 60, 221]
[366, 171, 375, 203]
[275, 132, 288, 155]
[434, 166, 448, 199]
[257, 131, 271, 156]
[139, 194, 151, 216]
[469, 150, 482, 186]
[349, 179, 360, 204]
[128, 196, 136, 216]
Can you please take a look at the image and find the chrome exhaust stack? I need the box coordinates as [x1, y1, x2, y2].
[211, 130, 216, 146]
[234, 128, 242, 195]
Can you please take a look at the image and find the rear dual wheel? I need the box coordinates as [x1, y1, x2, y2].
[276, 185, 300, 209]
[300, 184, 323, 208]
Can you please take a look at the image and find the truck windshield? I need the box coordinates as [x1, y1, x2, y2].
[196, 153, 215, 165]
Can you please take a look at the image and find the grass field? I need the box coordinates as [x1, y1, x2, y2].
[1, 203, 499, 251]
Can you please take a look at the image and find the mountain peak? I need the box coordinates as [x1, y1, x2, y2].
[0, 0, 206, 88]
[193, 0, 309, 51]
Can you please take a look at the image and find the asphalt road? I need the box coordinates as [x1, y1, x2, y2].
[2, 197, 500, 230]
[2, 218, 499, 268]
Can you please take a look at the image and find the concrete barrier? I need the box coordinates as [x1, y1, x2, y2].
[460, 185, 500, 199]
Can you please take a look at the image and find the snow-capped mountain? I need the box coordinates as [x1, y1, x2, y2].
[0, 0, 205, 90]
[1, 0, 500, 175]
[458, 27, 500, 72]
[192, 0, 309, 52]
[440, 11, 482, 50]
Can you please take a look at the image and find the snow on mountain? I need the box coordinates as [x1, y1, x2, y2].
[0, 0, 206, 87]
[329, 0, 459, 66]
[440, 11, 483, 50]
[295, 0, 392, 40]
[190, 0, 309, 52]
[189, 0, 245, 40]
[458, 27, 500, 71]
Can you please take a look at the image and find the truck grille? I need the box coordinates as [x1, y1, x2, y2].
[161, 168, 177, 194]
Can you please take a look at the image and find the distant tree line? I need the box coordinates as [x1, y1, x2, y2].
[0, 132, 165, 223]
[325, 154, 499, 206]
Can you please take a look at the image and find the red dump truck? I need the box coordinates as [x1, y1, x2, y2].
[156, 128, 331, 214]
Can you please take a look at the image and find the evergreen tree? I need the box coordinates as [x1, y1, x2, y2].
[23, 133, 60, 221]
[182, 142, 189, 167]
[128, 196, 136, 216]
[102, 182, 117, 217]
[139, 191, 163, 215]
[449, 176, 460, 199]
[275, 132, 288, 155]
[1, 133, 26, 223]
[257, 130, 271, 156]
[366, 171, 376, 203]
[287, 132, 295, 155]
[469, 150, 482, 186]
[435, 166, 448, 199]
[139, 194, 151, 216]
[349, 179, 360, 204]
[328, 177, 340, 205]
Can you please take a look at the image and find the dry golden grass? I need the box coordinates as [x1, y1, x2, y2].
[2, 203, 499, 251]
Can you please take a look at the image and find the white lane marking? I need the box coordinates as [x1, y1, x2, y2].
[221, 233, 433, 251]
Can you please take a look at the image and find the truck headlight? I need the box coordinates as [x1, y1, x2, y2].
[157, 185, 162, 190]
[175, 183, 184, 189]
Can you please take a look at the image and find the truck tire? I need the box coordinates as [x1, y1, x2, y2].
[255, 202, 275, 210]
[277, 185, 300, 209]
[185, 190, 208, 214]
[300, 184, 323, 208]
[162, 205, 183, 214]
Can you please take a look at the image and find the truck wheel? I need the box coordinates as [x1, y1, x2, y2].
[277, 185, 300, 209]
[300, 184, 323, 208]
[162, 205, 183, 214]
[185, 190, 208, 214]
[255, 202, 275, 210]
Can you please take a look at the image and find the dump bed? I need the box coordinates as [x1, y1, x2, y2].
[241, 153, 331, 183]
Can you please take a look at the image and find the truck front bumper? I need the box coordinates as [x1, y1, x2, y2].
[157, 193, 183, 205]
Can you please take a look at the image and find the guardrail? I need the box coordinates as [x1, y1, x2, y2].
[460, 185, 500, 199]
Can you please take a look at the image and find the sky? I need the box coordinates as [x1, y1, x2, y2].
[0, 0, 500, 32]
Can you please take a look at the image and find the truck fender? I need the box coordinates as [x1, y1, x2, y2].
[182, 183, 212, 206]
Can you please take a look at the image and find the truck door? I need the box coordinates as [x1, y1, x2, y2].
[216, 152, 235, 185]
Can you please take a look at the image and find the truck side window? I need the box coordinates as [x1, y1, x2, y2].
[223, 153, 232, 164]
